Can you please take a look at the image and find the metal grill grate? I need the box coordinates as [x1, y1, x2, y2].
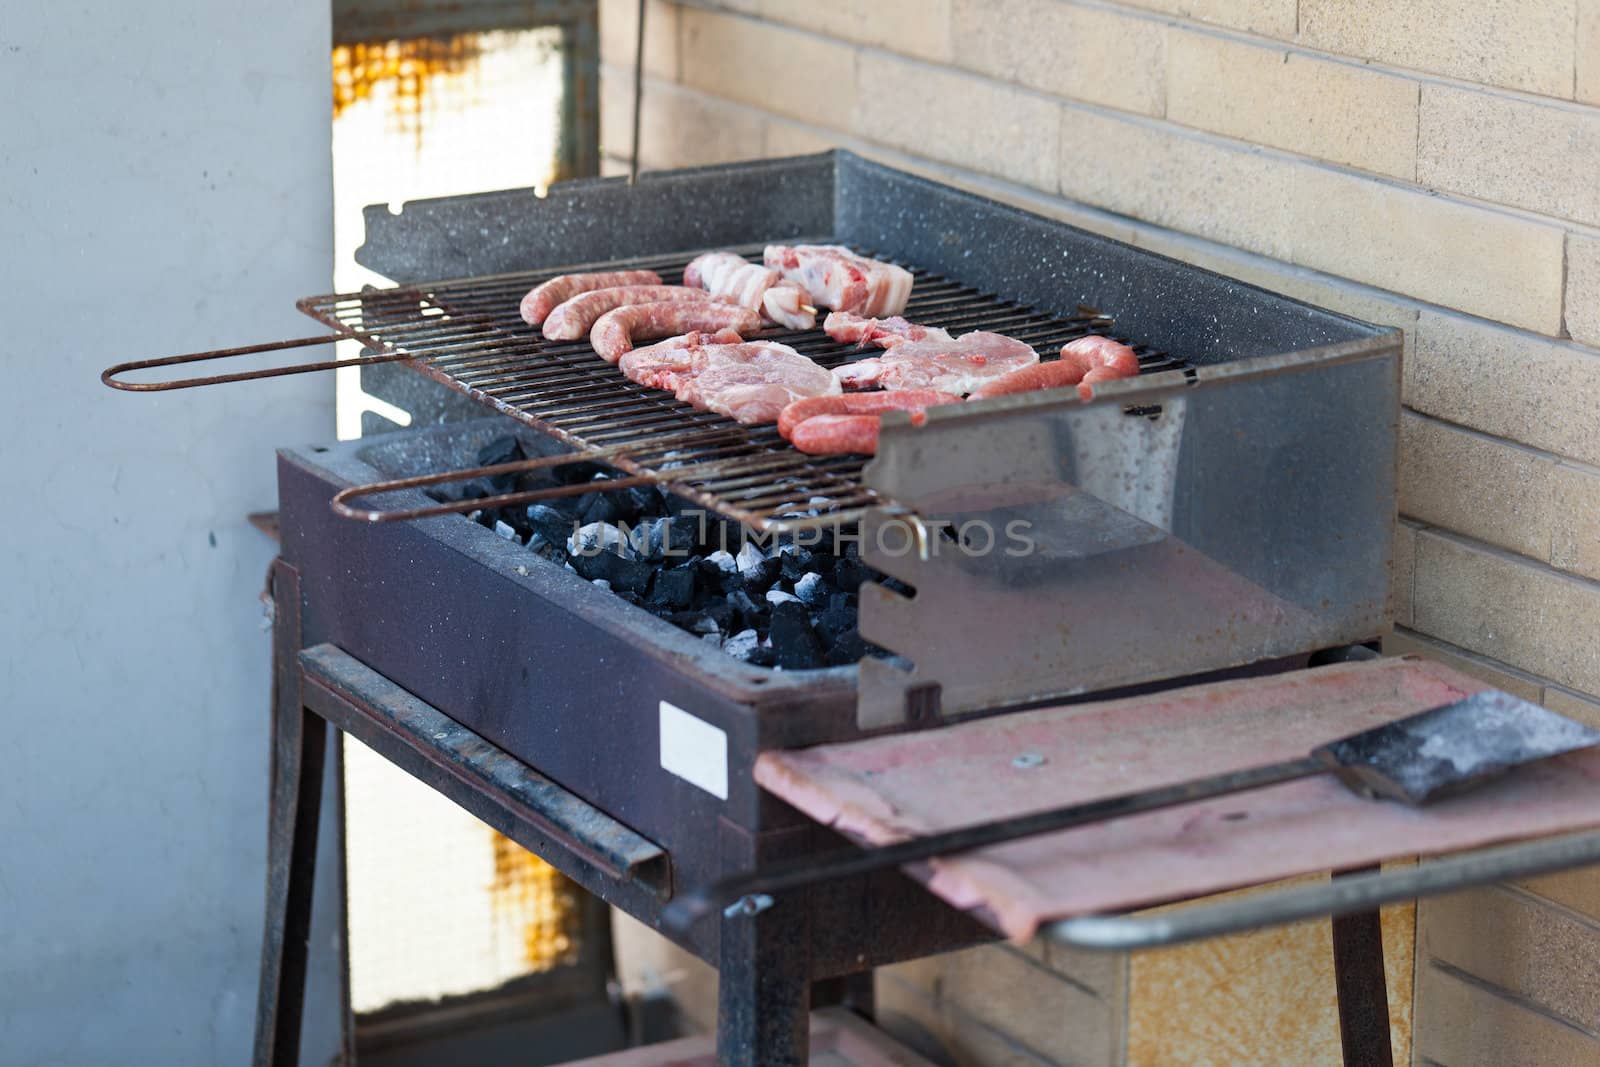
[299, 241, 1185, 532]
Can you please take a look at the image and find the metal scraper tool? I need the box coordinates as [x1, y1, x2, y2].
[664, 690, 1600, 932]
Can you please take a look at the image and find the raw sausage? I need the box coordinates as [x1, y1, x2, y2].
[967, 335, 1140, 401]
[790, 412, 935, 455]
[520, 270, 663, 326]
[777, 389, 962, 439]
[543, 285, 712, 341]
[1059, 335, 1140, 398]
[590, 302, 761, 363]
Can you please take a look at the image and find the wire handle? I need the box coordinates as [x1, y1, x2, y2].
[329, 449, 654, 524]
[101, 332, 413, 391]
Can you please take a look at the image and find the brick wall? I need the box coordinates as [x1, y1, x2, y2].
[596, 2, 1600, 1062]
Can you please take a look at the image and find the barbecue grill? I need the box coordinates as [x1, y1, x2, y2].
[103, 151, 1600, 1067]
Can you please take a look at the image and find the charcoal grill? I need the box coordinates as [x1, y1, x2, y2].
[102, 152, 1600, 1067]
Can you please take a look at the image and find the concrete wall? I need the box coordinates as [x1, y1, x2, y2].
[596, 1, 1600, 1063]
[0, 3, 336, 1063]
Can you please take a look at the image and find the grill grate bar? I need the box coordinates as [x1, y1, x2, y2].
[299, 240, 1185, 532]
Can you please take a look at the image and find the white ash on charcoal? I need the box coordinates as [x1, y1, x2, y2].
[447, 435, 908, 670]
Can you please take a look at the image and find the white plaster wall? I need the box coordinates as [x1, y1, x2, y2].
[0, 2, 337, 1062]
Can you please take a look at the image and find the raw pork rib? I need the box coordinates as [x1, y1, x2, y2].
[764, 244, 913, 317]
[823, 310, 951, 348]
[683, 251, 816, 330]
[834, 331, 1038, 395]
[619, 332, 840, 425]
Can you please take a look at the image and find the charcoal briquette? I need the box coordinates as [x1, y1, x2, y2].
[746, 646, 778, 668]
[647, 564, 697, 610]
[606, 554, 655, 597]
[769, 601, 824, 670]
[550, 460, 608, 485]
[742, 555, 782, 592]
[476, 437, 526, 491]
[526, 504, 571, 543]
[824, 628, 870, 667]
[779, 546, 817, 581]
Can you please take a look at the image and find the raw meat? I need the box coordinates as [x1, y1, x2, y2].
[684, 251, 816, 330]
[764, 244, 913, 316]
[619, 333, 840, 425]
[590, 302, 760, 363]
[968, 335, 1141, 401]
[780, 389, 963, 455]
[1060, 335, 1141, 397]
[823, 311, 951, 348]
[777, 388, 962, 438]
[834, 331, 1038, 395]
[543, 285, 712, 340]
[520, 269, 662, 326]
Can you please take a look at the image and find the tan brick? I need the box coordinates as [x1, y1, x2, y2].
[1567, 232, 1600, 348]
[875, 973, 1072, 1067]
[679, 8, 856, 128]
[1298, 0, 1578, 99]
[1551, 462, 1600, 581]
[1408, 310, 1600, 467]
[761, 0, 952, 63]
[1167, 33, 1418, 178]
[1415, 962, 1600, 1066]
[1289, 163, 1564, 334]
[602, 74, 766, 170]
[1399, 413, 1557, 561]
[952, 0, 1165, 117]
[1419, 86, 1600, 228]
[858, 55, 1061, 193]
[879, 943, 1120, 1066]
[1520, 866, 1600, 920]
[1413, 528, 1600, 694]
[1395, 520, 1418, 628]
[1119, 0, 1296, 37]
[1383, 628, 1546, 702]
[1421, 886, 1600, 1029]
[1545, 683, 1600, 726]
[760, 117, 841, 158]
[1057, 108, 1298, 261]
[1582, 0, 1600, 104]
[599, 0, 679, 80]
[1056, 110, 1564, 331]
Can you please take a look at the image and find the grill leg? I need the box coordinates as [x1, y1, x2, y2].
[254, 563, 327, 1067]
[1330, 867, 1393, 1067]
[716, 898, 812, 1067]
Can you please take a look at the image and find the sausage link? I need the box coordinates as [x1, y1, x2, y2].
[966, 360, 1086, 400]
[543, 286, 712, 340]
[790, 414, 883, 455]
[967, 335, 1140, 401]
[590, 303, 761, 363]
[777, 389, 962, 439]
[519, 270, 663, 326]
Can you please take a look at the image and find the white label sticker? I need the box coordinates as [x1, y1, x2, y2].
[659, 700, 728, 800]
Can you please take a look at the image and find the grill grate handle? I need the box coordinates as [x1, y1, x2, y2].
[328, 426, 752, 523]
[101, 331, 410, 391]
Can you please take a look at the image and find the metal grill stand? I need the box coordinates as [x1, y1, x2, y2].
[253, 591, 1408, 1067]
